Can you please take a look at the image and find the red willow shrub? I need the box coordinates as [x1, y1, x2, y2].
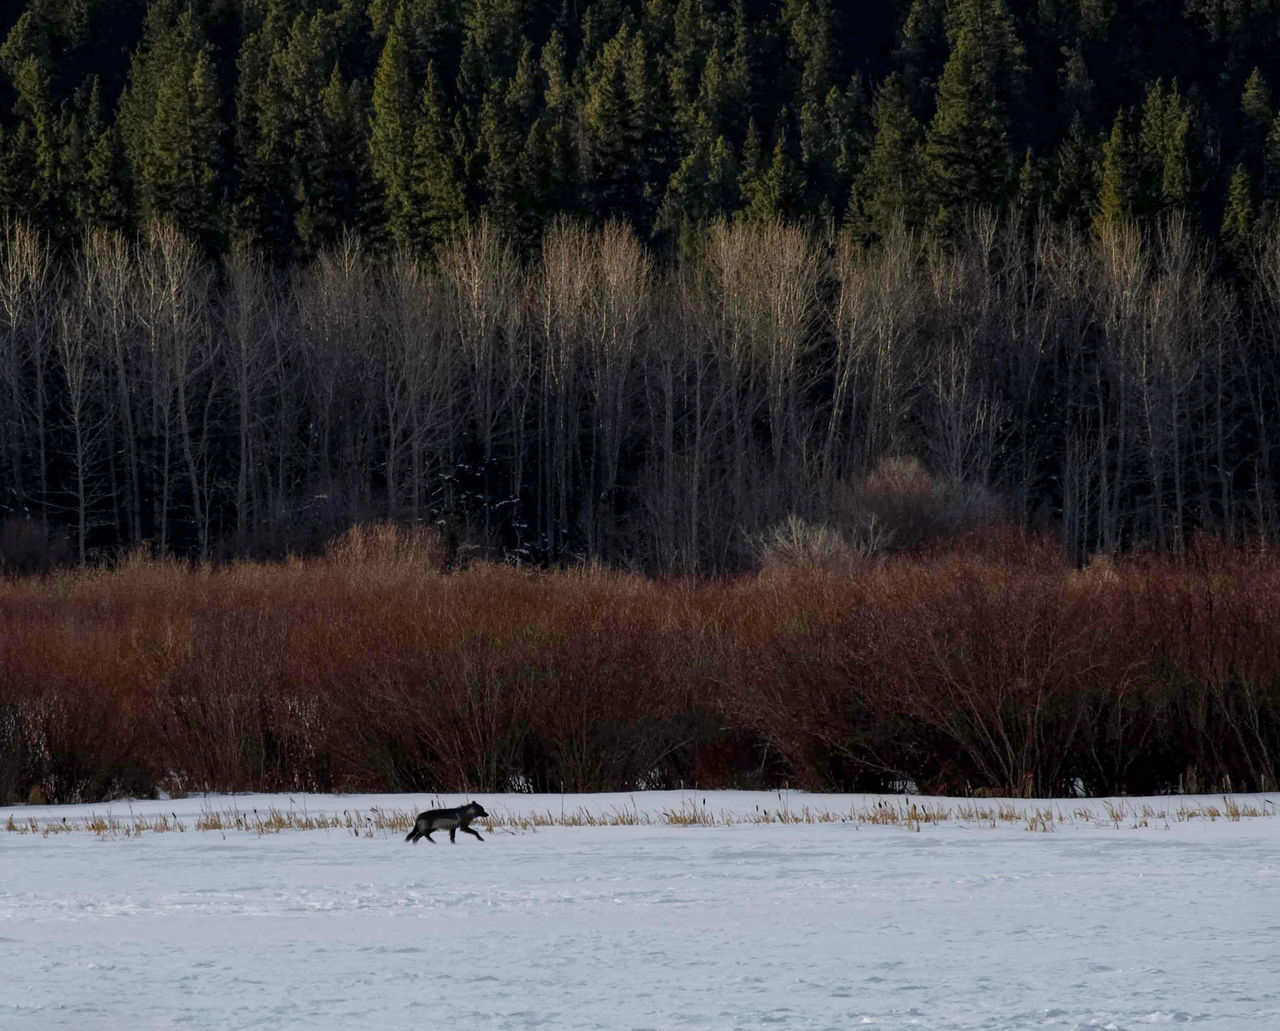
[3, 527, 1280, 803]
[856, 569, 1142, 796]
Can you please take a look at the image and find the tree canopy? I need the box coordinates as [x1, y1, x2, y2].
[3, 0, 1280, 254]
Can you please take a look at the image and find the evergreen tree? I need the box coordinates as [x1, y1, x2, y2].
[0, 12, 48, 82]
[113, 3, 226, 242]
[1241, 67, 1271, 148]
[1265, 112, 1280, 204]
[1160, 106, 1193, 211]
[1137, 79, 1198, 217]
[860, 72, 924, 232]
[476, 86, 520, 235]
[1015, 147, 1045, 213]
[1, 14, 58, 218]
[370, 4, 418, 245]
[1241, 68, 1273, 187]
[830, 77, 869, 189]
[721, 4, 752, 144]
[799, 79, 866, 218]
[1058, 41, 1093, 124]
[783, 0, 834, 107]
[489, 40, 544, 238]
[0, 123, 41, 221]
[234, 1, 297, 253]
[79, 77, 130, 232]
[540, 28, 571, 115]
[744, 122, 801, 223]
[458, 0, 526, 102]
[696, 40, 749, 145]
[1221, 162, 1255, 257]
[580, 22, 655, 224]
[297, 66, 372, 253]
[896, 0, 947, 116]
[922, 0, 1023, 230]
[513, 31, 576, 229]
[1052, 113, 1096, 228]
[664, 0, 710, 129]
[1094, 108, 1136, 233]
[659, 113, 738, 233]
[123, 8, 223, 242]
[580, 0, 626, 64]
[941, 0, 1025, 99]
[0, 0, 1273, 260]
[737, 116, 763, 211]
[408, 62, 466, 249]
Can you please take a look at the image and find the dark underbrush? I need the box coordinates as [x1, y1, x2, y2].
[2, 526, 1278, 804]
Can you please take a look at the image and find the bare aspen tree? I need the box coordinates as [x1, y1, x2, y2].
[1094, 219, 1148, 552]
[757, 222, 819, 480]
[705, 221, 760, 544]
[379, 249, 453, 521]
[221, 245, 275, 547]
[438, 219, 524, 541]
[1, 213, 1274, 568]
[257, 275, 303, 534]
[504, 258, 536, 557]
[583, 221, 649, 557]
[295, 233, 377, 521]
[831, 220, 928, 483]
[1033, 224, 1100, 554]
[82, 230, 144, 543]
[633, 254, 728, 573]
[136, 221, 217, 555]
[928, 325, 1007, 485]
[495, 248, 529, 547]
[0, 222, 55, 527]
[56, 261, 108, 563]
[1245, 240, 1280, 536]
[664, 232, 744, 568]
[924, 219, 1008, 487]
[133, 231, 175, 551]
[998, 218, 1055, 522]
[1060, 424, 1100, 564]
[535, 220, 591, 559]
[675, 257, 735, 570]
[636, 277, 681, 569]
[1134, 216, 1206, 551]
[378, 250, 424, 519]
[1201, 285, 1241, 540]
[825, 231, 873, 487]
[439, 219, 519, 466]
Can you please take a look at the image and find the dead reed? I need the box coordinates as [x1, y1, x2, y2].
[5, 794, 1272, 838]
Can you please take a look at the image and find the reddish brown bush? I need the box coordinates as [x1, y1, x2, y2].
[2, 531, 1280, 802]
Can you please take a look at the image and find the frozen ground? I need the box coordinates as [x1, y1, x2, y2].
[3, 790, 1280, 1031]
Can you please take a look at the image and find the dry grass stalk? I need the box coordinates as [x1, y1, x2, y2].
[4, 795, 1272, 838]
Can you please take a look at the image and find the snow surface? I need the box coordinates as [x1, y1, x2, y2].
[3, 790, 1280, 1030]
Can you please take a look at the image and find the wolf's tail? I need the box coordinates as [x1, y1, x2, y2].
[405, 828, 418, 843]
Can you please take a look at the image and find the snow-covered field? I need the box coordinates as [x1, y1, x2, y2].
[3, 790, 1279, 1030]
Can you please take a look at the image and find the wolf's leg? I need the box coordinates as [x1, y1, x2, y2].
[461, 826, 484, 841]
[424, 829, 435, 842]
[449, 828, 457, 843]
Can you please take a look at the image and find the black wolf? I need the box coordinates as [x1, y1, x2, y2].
[405, 801, 489, 843]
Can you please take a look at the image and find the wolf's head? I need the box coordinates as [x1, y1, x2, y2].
[466, 801, 489, 819]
